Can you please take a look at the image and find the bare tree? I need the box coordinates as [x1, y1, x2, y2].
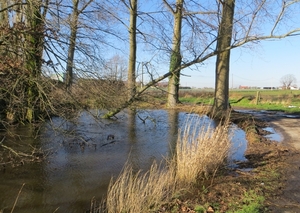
[163, 0, 184, 108]
[0, 0, 8, 27]
[126, 0, 138, 99]
[0, 0, 9, 57]
[280, 74, 297, 89]
[103, 0, 300, 118]
[0, 0, 49, 123]
[25, 0, 47, 122]
[104, 55, 127, 81]
[65, 0, 94, 89]
[213, 0, 235, 114]
[65, 0, 80, 89]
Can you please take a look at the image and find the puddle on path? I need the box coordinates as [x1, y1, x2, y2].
[263, 127, 283, 142]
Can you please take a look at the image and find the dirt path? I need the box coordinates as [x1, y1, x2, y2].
[258, 114, 300, 213]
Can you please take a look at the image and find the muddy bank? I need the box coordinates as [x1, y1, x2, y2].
[231, 109, 300, 212]
[262, 116, 300, 212]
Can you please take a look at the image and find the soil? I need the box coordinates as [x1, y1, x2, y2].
[258, 112, 300, 213]
[225, 109, 300, 213]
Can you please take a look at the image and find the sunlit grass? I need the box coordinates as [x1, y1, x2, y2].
[177, 89, 300, 113]
[105, 162, 176, 213]
[227, 190, 265, 213]
[175, 116, 231, 184]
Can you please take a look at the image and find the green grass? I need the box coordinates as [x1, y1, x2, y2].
[229, 89, 300, 113]
[194, 205, 206, 213]
[230, 89, 300, 96]
[179, 89, 300, 114]
[179, 96, 214, 105]
[227, 190, 265, 213]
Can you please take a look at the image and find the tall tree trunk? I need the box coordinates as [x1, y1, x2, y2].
[167, 0, 183, 108]
[66, 0, 79, 89]
[127, 0, 137, 99]
[25, 0, 45, 122]
[213, 0, 235, 115]
[0, 0, 9, 56]
[0, 0, 9, 27]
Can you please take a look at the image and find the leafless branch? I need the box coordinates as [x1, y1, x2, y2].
[162, 0, 175, 14]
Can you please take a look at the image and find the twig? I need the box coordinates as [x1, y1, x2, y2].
[52, 207, 60, 213]
[10, 183, 25, 213]
[100, 141, 116, 147]
[0, 143, 31, 157]
[0, 137, 4, 144]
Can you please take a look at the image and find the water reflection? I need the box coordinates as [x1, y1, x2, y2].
[229, 125, 248, 167]
[263, 127, 283, 142]
[167, 109, 179, 158]
[0, 109, 248, 213]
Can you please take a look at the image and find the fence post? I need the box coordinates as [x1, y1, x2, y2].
[256, 91, 260, 105]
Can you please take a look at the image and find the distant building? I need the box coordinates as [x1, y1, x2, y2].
[238, 85, 260, 89]
[261, 87, 278, 90]
[179, 86, 191, 89]
[239, 85, 250, 89]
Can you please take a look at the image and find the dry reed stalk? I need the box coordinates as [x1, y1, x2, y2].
[175, 116, 231, 185]
[10, 183, 25, 213]
[106, 162, 176, 213]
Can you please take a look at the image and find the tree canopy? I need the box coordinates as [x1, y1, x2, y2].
[280, 74, 297, 89]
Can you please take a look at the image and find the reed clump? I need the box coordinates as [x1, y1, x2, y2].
[103, 115, 231, 213]
[105, 162, 176, 213]
[175, 116, 231, 185]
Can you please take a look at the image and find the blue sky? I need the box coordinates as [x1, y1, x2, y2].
[132, 1, 300, 89]
[52, 0, 299, 90]
[179, 36, 300, 88]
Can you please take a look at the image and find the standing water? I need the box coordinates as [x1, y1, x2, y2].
[0, 109, 246, 213]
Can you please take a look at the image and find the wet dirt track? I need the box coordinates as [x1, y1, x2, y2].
[253, 113, 300, 213]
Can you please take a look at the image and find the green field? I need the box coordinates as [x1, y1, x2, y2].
[179, 89, 300, 113]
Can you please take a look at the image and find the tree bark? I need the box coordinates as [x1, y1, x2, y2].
[66, 0, 80, 89]
[127, 0, 137, 99]
[167, 0, 183, 108]
[0, 0, 9, 27]
[0, 0, 9, 57]
[213, 0, 235, 115]
[25, 0, 45, 122]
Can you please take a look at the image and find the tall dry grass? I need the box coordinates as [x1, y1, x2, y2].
[105, 162, 176, 213]
[175, 116, 231, 185]
[103, 115, 232, 213]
